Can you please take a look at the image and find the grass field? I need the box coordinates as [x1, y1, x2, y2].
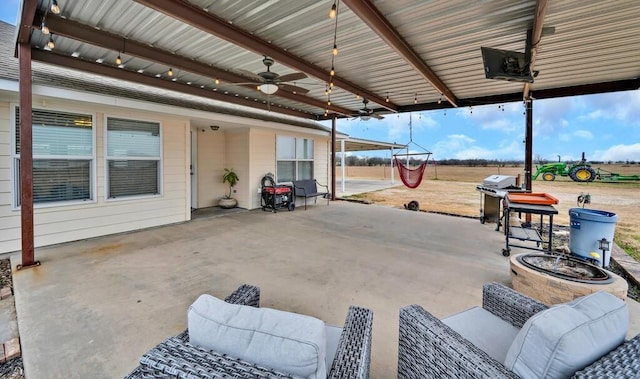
[336, 164, 640, 262]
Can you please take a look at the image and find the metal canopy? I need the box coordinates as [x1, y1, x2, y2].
[14, 0, 640, 121]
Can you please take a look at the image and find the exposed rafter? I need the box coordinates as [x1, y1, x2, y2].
[16, 0, 38, 46]
[35, 13, 353, 117]
[523, 0, 549, 99]
[31, 49, 317, 119]
[342, 0, 458, 107]
[133, 0, 398, 112]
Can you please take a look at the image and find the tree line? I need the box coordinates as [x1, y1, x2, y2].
[337, 156, 638, 167]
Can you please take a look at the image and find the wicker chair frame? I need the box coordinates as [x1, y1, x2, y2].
[125, 284, 373, 379]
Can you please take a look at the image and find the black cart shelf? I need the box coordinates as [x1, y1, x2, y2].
[503, 199, 558, 257]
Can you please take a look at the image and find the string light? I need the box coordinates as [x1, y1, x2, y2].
[329, 82, 334, 88]
[438, 95, 442, 104]
[414, 93, 418, 104]
[332, 44, 338, 56]
[50, 0, 60, 15]
[47, 35, 55, 49]
[167, 68, 174, 77]
[41, 18, 49, 35]
[330, 66, 335, 76]
[329, 3, 337, 19]
[215, 78, 220, 85]
[115, 53, 122, 65]
[385, 93, 389, 103]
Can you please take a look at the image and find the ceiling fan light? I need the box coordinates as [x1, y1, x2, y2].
[260, 83, 278, 94]
[360, 115, 371, 121]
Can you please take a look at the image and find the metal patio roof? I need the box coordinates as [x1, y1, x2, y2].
[14, 0, 640, 121]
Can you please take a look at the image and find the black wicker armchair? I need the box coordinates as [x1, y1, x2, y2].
[126, 284, 373, 379]
[398, 282, 640, 379]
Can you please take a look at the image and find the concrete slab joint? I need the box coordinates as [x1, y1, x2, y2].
[2, 338, 21, 362]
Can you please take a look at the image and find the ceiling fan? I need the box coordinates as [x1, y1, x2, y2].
[237, 56, 310, 95]
[353, 99, 385, 121]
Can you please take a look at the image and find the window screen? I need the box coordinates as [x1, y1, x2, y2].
[106, 117, 161, 198]
[276, 136, 314, 182]
[14, 107, 94, 205]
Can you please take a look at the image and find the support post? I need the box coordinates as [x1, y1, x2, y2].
[330, 114, 336, 201]
[18, 42, 39, 270]
[524, 98, 533, 191]
[390, 148, 394, 184]
[524, 97, 533, 225]
[340, 139, 346, 193]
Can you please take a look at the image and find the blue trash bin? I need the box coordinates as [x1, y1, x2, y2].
[569, 208, 618, 267]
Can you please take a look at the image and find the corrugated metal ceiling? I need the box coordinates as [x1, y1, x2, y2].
[23, 0, 640, 120]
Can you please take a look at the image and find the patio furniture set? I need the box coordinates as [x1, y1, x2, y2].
[125, 283, 639, 379]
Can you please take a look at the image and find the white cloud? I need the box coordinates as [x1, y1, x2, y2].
[579, 91, 640, 126]
[592, 144, 640, 162]
[431, 135, 523, 160]
[573, 130, 593, 139]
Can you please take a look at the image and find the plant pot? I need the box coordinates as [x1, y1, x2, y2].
[219, 198, 237, 209]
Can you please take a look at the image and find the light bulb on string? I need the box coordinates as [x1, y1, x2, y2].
[330, 66, 335, 76]
[41, 20, 49, 35]
[332, 44, 338, 56]
[329, 3, 337, 19]
[385, 93, 389, 103]
[47, 35, 55, 49]
[414, 93, 418, 104]
[51, 0, 60, 14]
[115, 53, 122, 65]
[167, 68, 174, 77]
[438, 95, 442, 104]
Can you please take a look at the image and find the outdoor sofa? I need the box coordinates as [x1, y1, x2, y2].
[125, 284, 373, 378]
[398, 282, 640, 378]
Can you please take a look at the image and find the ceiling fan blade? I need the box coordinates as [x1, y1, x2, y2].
[278, 72, 308, 82]
[236, 69, 265, 82]
[279, 83, 310, 95]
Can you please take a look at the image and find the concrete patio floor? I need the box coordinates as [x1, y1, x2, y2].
[10, 200, 640, 379]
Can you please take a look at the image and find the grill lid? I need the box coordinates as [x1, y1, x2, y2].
[482, 175, 516, 189]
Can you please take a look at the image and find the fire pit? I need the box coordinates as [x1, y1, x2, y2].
[510, 253, 628, 304]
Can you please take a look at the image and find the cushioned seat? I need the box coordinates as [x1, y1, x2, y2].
[398, 282, 639, 379]
[125, 284, 373, 379]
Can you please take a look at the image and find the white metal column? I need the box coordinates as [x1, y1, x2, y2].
[341, 139, 346, 193]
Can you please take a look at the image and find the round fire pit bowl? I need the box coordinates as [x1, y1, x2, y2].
[510, 253, 628, 305]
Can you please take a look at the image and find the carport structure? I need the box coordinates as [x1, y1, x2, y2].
[12, 0, 640, 266]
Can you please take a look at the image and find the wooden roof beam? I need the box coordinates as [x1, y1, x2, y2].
[133, 0, 398, 112]
[31, 49, 316, 119]
[16, 0, 38, 47]
[523, 0, 549, 99]
[36, 13, 353, 116]
[343, 0, 459, 107]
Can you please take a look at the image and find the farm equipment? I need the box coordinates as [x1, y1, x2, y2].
[533, 153, 640, 183]
[532, 153, 596, 182]
[594, 168, 640, 182]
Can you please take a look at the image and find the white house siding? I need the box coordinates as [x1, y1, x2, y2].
[247, 128, 331, 210]
[225, 130, 251, 209]
[0, 98, 190, 254]
[196, 130, 226, 208]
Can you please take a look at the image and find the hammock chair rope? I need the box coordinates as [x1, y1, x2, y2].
[393, 113, 431, 189]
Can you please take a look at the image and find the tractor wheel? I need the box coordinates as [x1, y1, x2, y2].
[542, 172, 556, 181]
[569, 166, 596, 182]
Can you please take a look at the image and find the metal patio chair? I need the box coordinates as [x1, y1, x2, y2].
[125, 284, 373, 379]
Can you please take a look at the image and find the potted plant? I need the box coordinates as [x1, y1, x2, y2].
[219, 168, 239, 209]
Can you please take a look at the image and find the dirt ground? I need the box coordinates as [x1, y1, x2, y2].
[337, 164, 640, 260]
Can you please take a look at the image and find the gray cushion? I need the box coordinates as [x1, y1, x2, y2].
[504, 291, 628, 379]
[188, 294, 327, 379]
[443, 306, 520, 363]
[325, 325, 342, 370]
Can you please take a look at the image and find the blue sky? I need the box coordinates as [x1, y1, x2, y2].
[326, 91, 640, 162]
[2, 3, 639, 162]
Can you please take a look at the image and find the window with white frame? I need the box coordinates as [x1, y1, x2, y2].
[13, 107, 94, 206]
[276, 136, 314, 182]
[106, 117, 161, 199]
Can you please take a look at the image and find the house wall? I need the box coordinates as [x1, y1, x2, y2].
[248, 128, 331, 210]
[0, 98, 190, 254]
[225, 130, 251, 209]
[196, 129, 225, 208]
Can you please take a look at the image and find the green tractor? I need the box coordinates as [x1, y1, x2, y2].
[532, 153, 597, 182]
